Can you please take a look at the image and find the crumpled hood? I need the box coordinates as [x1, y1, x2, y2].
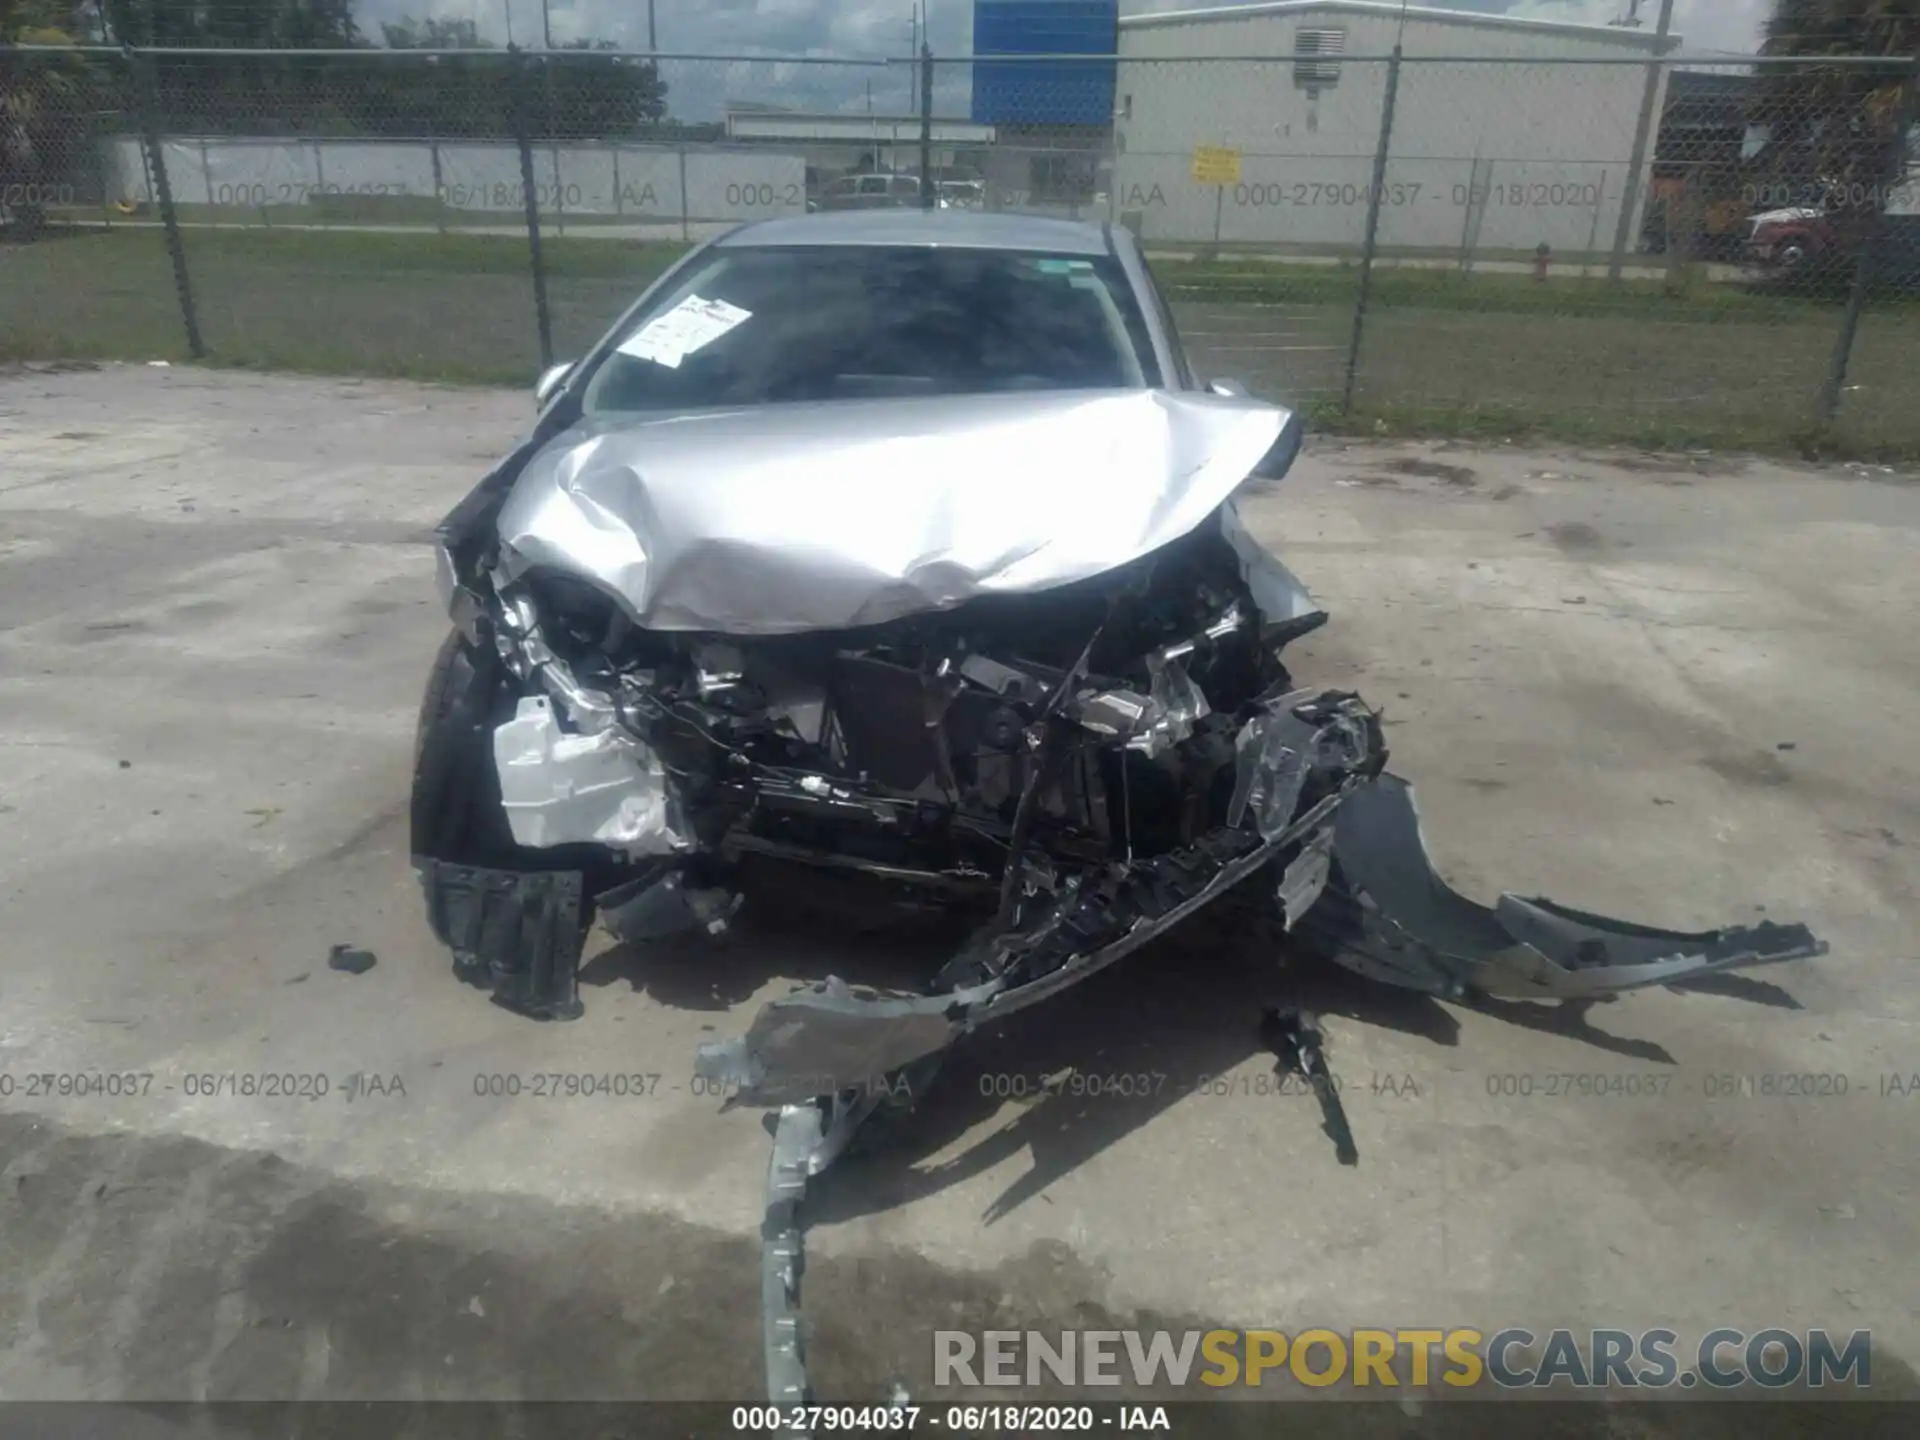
[494, 388, 1291, 635]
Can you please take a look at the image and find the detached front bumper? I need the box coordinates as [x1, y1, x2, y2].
[697, 715, 1828, 1109]
[1295, 774, 1827, 999]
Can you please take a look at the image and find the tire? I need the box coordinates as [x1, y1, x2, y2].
[411, 630, 601, 1013]
[411, 629, 521, 864]
[409, 629, 641, 891]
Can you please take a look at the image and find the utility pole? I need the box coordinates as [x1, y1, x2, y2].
[1607, 0, 1676, 281]
[910, 7, 920, 117]
[648, 0, 657, 52]
[920, 41, 934, 203]
[538, 0, 555, 229]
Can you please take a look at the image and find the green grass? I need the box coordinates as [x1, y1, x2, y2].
[0, 226, 689, 384]
[1156, 256, 1877, 323]
[5, 225, 1917, 457]
[1164, 257, 1920, 459]
[141, 225, 693, 280]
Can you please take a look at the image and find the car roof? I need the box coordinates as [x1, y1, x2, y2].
[716, 209, 1112, 256]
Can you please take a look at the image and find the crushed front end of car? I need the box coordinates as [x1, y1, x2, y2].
[411, 385, 1825, 1407]
[412, 387, 1363, 1021]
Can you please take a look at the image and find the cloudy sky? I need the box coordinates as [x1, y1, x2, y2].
[365, 0, 1773, 60]
[1430, 1, 1769, 54]
[356, 1, 1772, 121]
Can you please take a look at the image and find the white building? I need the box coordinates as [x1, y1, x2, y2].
[1112, 0, 1678, 253]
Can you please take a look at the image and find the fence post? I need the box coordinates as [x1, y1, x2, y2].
[678, 148, 690, 242]
[545, 66, 561, 237]
[920, 44, 935, 209]
[125, 46, 204, 359]
[1663, 185, 1694, 293]
[1341, 45, 1401, 419]
[1582, 169, 1608, 276]
[1816, 54, 1920, 432]
[508, 45, 555, 370]
[1608, 0, 1676, 283]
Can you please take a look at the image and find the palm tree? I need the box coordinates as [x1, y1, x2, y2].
[1753, 0, 1918, 227]
[0, 1, 91, 237]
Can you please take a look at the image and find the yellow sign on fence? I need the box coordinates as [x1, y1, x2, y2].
[1191, 146, 1242, 186]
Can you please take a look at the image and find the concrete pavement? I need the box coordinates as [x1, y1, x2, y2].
[1, 365, 1916, 1414]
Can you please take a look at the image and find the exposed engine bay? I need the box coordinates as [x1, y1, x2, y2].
[410, 389, 1827, 1413]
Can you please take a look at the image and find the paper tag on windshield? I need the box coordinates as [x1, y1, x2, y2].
[617, 295, 751, 369]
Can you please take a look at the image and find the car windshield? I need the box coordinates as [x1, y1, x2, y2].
[581, 244, 1159, 413]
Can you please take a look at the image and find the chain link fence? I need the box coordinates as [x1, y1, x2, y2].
[3, 43, 1916, 454]
[1, 46, 191, 364]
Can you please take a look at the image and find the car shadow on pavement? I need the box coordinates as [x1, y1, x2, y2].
[578, 867, 976, 1011]
[803, 951, 1805, 1227]
[581, 873, 1805, 1226]
[803, 932, 1464, 1229]
[577, 910, 966, 1011]
[1668, 969, 1805, 1009]
[1461, 994, 1678, 1065]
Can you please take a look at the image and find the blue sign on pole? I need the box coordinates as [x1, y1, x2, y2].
[970, 0, 1119, 127]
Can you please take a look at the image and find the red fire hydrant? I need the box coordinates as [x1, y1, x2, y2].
[1534, 243, 1553, 281]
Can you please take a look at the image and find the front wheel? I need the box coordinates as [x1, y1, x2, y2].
[410, 629, 520, 864]
[409, 629, 652, 917]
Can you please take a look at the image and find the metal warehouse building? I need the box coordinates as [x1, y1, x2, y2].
[1110, 0, 1678, 253]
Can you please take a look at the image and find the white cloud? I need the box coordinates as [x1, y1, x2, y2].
[353, 1, 952, 119]
[349, 0, 1776, 120]
[365, 0, 1773, 60]
[362, 0, 969, 59]
[1502, 0, 1772, 55]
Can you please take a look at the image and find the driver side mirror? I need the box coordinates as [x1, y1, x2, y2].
[535, 361, 575, 409]
[1250, 414, 1305, 481]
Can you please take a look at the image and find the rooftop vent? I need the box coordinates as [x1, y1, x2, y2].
[1294, 27, 1346, 92]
